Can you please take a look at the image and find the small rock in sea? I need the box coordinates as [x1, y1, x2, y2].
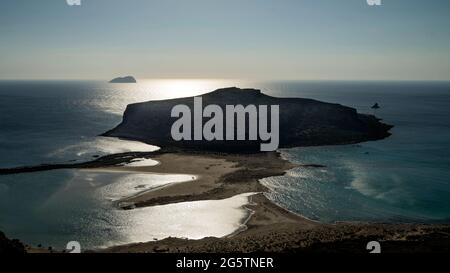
[118, 202, 136, 210]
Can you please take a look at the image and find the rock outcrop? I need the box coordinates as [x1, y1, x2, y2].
[103, 87, 393, 152]
[0, 231, 25, 254]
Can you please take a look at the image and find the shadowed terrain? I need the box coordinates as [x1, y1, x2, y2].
[103, 87, 393, 152]
[0, 232, 25, 254]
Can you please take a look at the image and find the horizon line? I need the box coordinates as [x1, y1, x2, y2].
[1, 78, 450, 83]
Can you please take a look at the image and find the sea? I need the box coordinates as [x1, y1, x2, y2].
[0, 79, 449, 249]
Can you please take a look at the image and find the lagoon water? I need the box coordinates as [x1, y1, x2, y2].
[260, 81, 450, 223]
[0, 80, 449, 248]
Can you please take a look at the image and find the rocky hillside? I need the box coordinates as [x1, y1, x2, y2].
[0, 231, 25, 254]
[103, 87, 392, 152]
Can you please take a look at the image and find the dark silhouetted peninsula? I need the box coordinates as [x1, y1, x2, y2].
[103, 87, 393, 152]
[109, 76, 137, 83]
[0, 231, 25, 254]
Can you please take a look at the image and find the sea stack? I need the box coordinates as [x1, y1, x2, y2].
[109, 76, 137, 83]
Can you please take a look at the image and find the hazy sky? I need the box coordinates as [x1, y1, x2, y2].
[0, 0, 449, 80]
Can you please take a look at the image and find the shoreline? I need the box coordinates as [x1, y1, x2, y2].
[109, 151, 297, 208]
[94, 151, 449, 253]
[97, 150, 316, 246]
[1, 149, 449, 253]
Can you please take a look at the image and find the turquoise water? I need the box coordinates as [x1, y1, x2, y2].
[260, 81, 450, 223]
[0, 80, 449, 248]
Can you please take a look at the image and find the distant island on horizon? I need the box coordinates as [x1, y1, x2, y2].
[109, 76, 137, 83]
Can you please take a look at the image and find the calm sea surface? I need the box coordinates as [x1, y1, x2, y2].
[0, 80, 449, 248]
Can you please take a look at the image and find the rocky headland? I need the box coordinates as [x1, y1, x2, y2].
[102, 87, 392, 152]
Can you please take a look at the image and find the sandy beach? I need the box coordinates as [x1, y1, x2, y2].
[92, 151, 449, 253]
[1, 149, 447, 253]
[102, 152, 296, 208]
[0, 149, 443, 253]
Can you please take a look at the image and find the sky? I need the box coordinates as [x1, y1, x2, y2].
[0, 0, 449, 80]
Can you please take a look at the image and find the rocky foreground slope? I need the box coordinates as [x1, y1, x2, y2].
[0, 231, 25, 254]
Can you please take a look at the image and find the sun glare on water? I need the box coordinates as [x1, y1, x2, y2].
[134, 79, 237, 100]
[97, 78, 243, 115]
